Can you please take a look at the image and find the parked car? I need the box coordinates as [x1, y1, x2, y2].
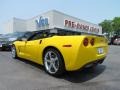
[11, 29, 108, 76]
[0, 32, 33, 51]
[113, 38, 120, 45]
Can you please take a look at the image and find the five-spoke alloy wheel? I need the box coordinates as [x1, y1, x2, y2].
[11, 45, 18, 59]
[43, 48, 65, 76]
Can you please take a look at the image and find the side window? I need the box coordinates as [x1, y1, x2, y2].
[24, 32, 33, 39]
[29, 33, 47, 41]
[17, 32, 33, 41]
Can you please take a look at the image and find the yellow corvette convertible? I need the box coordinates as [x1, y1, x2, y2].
[11, 30, 108, 76]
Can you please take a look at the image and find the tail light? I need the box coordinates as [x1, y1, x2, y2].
[90, 38, 95, 46]
[83, 38, 89, 46]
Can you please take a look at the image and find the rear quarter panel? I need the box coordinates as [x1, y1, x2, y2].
[41, 36, 85, 69]
[42, 35, 108, 71]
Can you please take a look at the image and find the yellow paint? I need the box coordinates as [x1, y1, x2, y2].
[13, 35, 108, 71]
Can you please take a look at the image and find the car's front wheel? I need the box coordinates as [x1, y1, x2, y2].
[43, 48, 65, 76]
[11, 45, 18, 59]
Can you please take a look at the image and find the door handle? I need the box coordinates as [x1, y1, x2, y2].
[39, 40, 42, 44]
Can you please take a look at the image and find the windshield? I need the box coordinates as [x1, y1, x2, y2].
[3, 32, 26, 38]
[0, 32, 28, 41]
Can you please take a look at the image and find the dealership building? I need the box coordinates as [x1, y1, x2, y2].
[4, 10, 102, 35]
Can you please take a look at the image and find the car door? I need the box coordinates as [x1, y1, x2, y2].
[17, 32, 33, 57]
[17, 40, 26, 57]
[24, 32, 46, 63]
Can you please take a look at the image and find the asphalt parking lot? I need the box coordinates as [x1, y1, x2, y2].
[0, 45, 120, 90]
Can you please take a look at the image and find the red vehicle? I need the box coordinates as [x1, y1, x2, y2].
[109, 35, 120, 45]
[113, 38, 120, 45]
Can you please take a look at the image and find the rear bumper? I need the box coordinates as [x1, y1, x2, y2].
[65, 46, 108, 71]
[66, 56, 106, 71]
[81, 57, 106, 69]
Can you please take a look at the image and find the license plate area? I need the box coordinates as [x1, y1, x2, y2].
[97, 47, 104, 54]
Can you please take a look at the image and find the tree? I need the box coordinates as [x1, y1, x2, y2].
[112, 17, 120, 35]
[99, 20, 113, 34]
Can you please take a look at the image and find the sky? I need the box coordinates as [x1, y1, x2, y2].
[0, 0, 120, 34]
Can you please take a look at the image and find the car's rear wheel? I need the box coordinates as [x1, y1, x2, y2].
[11, 45, 18, 59]
[43, 48, 65, 76]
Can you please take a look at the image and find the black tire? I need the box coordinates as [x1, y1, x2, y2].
[43, 48, 65, 76]
[11, 45, 18, 59]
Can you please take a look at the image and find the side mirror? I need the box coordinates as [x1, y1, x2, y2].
[21, 38, 27, 42]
